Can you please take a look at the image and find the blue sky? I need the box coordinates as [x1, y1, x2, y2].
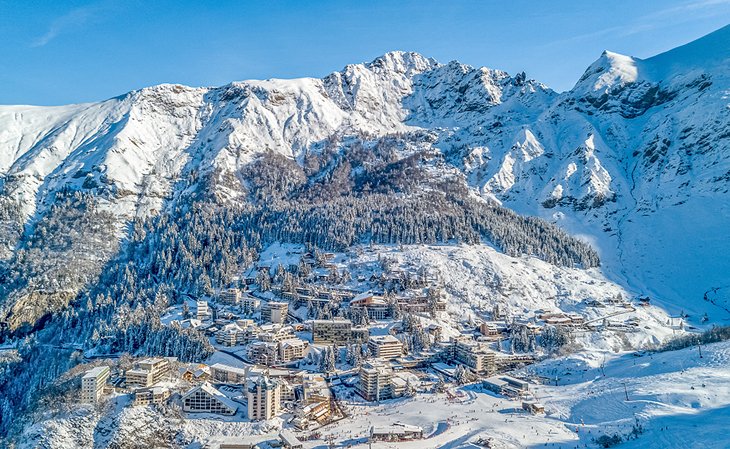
[1, 0, 729, 105]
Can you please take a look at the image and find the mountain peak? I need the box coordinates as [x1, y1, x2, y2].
[572, 50, 639, 94]
[365, 51, 439, 76]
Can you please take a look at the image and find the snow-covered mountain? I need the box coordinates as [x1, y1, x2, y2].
[1, 25, 729, 325]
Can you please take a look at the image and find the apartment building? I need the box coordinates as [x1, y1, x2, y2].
[182, 382, 238, 415]
[357, 361, 394, 401]
[247, 375, 282, 421]
[196, 300, 211, 321]
[81, 366, 110, 403]
[311, 319, 368, 345]
[220, 288, 241, 305]
[210, 363, 248, 384]
[279, 338, 309, 362]
[133, 386, 170, 406]
[125, 357, 170, 388]
[262, 301, 288, 324]
[452, 339, 496, 375]
[258, 324, 295, 343]
[248, 341, 279, 366]
[368, 335, 403, 360]
[349, 293, 389, 320]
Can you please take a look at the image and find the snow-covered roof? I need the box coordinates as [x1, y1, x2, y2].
[279, 429, 303, 447]
[369, 334, 400, 344]
[82, 366, 109, 379]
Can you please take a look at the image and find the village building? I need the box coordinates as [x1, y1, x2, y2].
[479, 322, 501, 339]
[258, 324, 296, 342]
[133, 386, 170, 406]
[248, 341, 279, 366]
[179, 364, 210, 383]
[522, 400, 545, 414]
[357, 361, 397, 401]
[483, 375, 530, 398]
[279, 430, 304, 449]
[242, 295, 261, 315]
[81, 366, 110, 403]
[216, 323, 246, 346]
[452, 338, 496, 374]
[182, 382, 238, 415]
[350, 292, 389, 320]
[197, 301, 211, 321]
[262, 301, 288, 324]
[370, 424, 424, 442]
[210, 363, 248, 384]
[125, 358, 170, 388]
[247, 374, 282, 421]
[368, 335, 403, 360]
[312, 319, 353, 345]
[279, 338, 309, 362]
[220, 288, 241, 305]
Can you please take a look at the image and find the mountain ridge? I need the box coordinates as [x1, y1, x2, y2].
[0, 27, 729, 328]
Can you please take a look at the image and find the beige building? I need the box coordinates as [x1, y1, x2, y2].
[368, 335, 403, 360]
[126, 358, 170, 387]
[247, 375, 282, 421]
[262, 301, 288, 324]
[210, 363, 247, 384]
[81, 366, 110, 403]
[133, 386, 170, 406]
[452, 339, 496, 375]
[182, 382, 238, 415]
[278, 338, 309, 362]
[357, 361, 394, 401]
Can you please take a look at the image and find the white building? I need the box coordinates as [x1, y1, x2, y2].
[357, 361, 394, 401]
[197, 300, 211, 320]
[262, 301, 288, 324]
[81, 366, 110, 403]
[220, 288, 241, 305]
[368, 335, 403, 360]
[182, 382, 238, 415]
[247, 374, 282, 421]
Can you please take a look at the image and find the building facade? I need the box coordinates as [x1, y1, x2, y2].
[182, 382, 238, 415]
[125, 358, 170, 388]
[262, 301, 288, 324]
[368, 335, 403, 360]
[81, 366, 110, 403]
[247, 375, 282, 421]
